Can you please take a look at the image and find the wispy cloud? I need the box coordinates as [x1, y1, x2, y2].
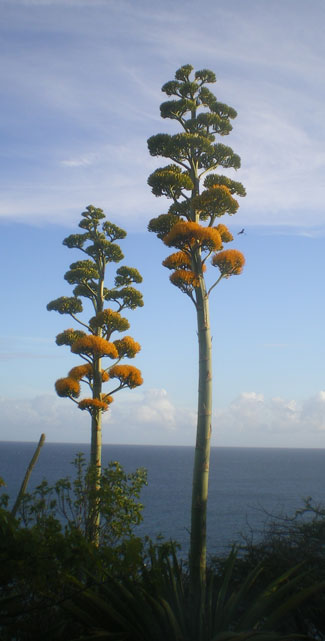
[60, 154, 97, 168]
[1, 0, 325, 228]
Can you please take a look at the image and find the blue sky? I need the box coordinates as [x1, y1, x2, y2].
[1, 0, 325, 447]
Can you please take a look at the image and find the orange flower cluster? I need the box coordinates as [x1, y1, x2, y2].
[55, 377, 80, 399]
[113, 336, 141, 359]
[78, 398, 110, 412]
[109, 365, 143, 389]
[170, 270, 200, 288]
[163, 221, 222, 252]
[101, 393, 113, 404]
[89, 308, 130, 337]
[215, 224, 233, 243]
[68, 364, 109, 382]
[212, 249, 245, 276]
[163, 252, 206, 273]
[69, 364, 93, 380]
[162, 251, 191, 270]
[71, 335, 118, 359]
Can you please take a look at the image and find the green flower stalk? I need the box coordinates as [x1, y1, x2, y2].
[47, 205, 143, 542]
[147, 66, 245, 597]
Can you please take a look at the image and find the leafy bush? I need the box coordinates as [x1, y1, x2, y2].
[0, 455, 148, 640]
[17, 453, 147, 546]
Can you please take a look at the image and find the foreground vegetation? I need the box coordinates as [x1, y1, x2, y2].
[1, 465, 325, 640]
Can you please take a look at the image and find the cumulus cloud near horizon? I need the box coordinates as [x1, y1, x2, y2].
[0, 388, 325, 448]
[214, 391, 325, 447]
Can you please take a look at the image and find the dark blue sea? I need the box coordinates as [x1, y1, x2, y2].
[1, 442, 324, 555]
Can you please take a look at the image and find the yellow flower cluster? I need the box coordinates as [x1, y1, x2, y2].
[101, 393, 113, 404]
[163, 221, 222, 252]
[212, 249, 245, 276]
[109, 365, 143, 389]
[78, 398, 110, 412]
[55, 377, 80, 399]
[68, 364, 109, 382]
[163, 251, 206, 273]
[69, 364, 93, 380]
[170, 270, 200, 288]
[71, 335, 118, 359]
[113, 336, 141, 359]
[162, 251, 191, 270]
[215, 224, 233, 243]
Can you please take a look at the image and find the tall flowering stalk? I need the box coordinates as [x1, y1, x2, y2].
[147, 66, 245, 596]
[47, 205, 143, 541]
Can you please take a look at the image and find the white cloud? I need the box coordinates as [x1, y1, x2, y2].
[131, 389, 177, 427]
[0, 394, 89, 443]
[103, 388, 196, 444]
[213, 391, 325, 447]
[301, 391, 325, 432]
[1, 388, 325, 448]
[0, 389, 196, 445]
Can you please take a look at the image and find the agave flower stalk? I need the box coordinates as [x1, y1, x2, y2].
[47, 205, 143, 542]
[147, 66, 245, 596]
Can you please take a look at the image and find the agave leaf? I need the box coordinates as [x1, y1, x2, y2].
[213, 563, 264, 633]
[266, 580, 325, 629]
[211, 632, 298, 641]
[238, 564, 306, 630]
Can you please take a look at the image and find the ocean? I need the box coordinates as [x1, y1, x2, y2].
[1, 442, 324, 555]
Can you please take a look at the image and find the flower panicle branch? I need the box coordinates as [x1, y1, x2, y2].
[71, 335, 118, 359]
[211, 249, 245, 277]
[163, 221, 222, 253]
[113, 336, 141, 359]
[162, 251, 192, 270]
[191, 184, 239, 223]
[78, 397, 113, 413]
[215, 223, 233, 243]
[68, 364, 109, 383]
[109, 365, 143, 389]
[55, 328, 86, 347]
[89, 308, 130, 339]
[55, 377, 80, 399]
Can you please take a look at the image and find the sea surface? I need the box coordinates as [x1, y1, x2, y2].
[1, 442, 325, 555]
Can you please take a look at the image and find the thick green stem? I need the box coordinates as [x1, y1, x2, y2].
[90, 358, 102, 470]
[88, 272, 105, 543]
[190, 277, 212, 598]
[88, 357, 102, 544]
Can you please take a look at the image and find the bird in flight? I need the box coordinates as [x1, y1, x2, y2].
[238, 228, 245, 235]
